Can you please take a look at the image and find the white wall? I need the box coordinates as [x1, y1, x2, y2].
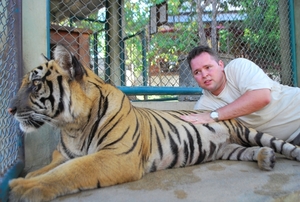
[23, 0, 48, 72]
[22, 0, 60, 174]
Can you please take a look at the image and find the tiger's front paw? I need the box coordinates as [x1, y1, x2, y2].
[9, 178, 56, 202]
[257, 147, 276, 171]
[25, 169, 46, 179]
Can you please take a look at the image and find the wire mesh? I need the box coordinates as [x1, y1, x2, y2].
[0, 0, 22, 177]
[49, 0, 293, 89]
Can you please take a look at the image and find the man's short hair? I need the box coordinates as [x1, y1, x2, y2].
[187, 46, 219, 69]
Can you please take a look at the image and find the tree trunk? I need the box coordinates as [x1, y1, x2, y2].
[195, 0, 208, 46]
[211, 0, 218, 51]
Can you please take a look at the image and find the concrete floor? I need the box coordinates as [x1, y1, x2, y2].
[53, 154, 300, 202]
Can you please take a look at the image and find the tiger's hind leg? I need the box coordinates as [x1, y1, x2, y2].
[217, 144, 276, 170]
[238, 128, 300, 161]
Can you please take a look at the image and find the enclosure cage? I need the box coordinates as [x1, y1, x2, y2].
[0, 0, 297, 201]
[49, 0, 296, 101]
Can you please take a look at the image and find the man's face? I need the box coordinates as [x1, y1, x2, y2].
[190, 52, 226, 96]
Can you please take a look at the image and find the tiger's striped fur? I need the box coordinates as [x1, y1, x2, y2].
[8, 45, 300, 202]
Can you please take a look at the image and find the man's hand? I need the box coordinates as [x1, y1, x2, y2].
[180, 112, 215, 124]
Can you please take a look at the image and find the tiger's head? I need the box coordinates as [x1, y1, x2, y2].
[8, 45, 94, 133]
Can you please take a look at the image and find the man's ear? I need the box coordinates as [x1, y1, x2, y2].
[218, 60, 225, 69]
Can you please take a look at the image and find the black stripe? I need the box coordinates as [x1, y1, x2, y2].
[80, 109, 93, 151]
[203, 124, 216, 133]
[150, 111, 181, 143]
[155, 127, 163, 160]
[192, 124, 205, 164]
[270, 137, 277, 152]
[208, 141, 217, 159]
[97, 181, 101, 188]
[183, 125, 195, 164]
[290, 147, 297, 158]
[122, 132, 140, 154]
[131, 116, 140, 140]
[30, 97, 43, 109]
[88, 118, 101, 149]
[30, 120, 44, 128]
[237, 147, 247, 160]
[149, 122, 153, 154]
[99, 94, 109, 119]
[102, 126, 130, 148]
[182, 140, 189, 167]
[87, 90, 108, 150]
[148, 111, 166, 138]
[40, 80, 53, 106]
[96, 94, 126, 146]
[226, 146, 240, 160]
[167, 132, 179, 169]
[96, 101, 126, 148]
[45, 69, 51, 77]
[60, 135, 75, 159]
[254, 132, 264, 147]
[54, 76, 64, 117]
[280, 142, 287, 155]
[222, 120, 232, 134]
[235, 122, 251, 146]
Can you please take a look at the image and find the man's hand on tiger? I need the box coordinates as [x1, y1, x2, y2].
[180, 112, 215, 124]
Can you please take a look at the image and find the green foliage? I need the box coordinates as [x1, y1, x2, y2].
[69, 0, 282, 80]
[216, 0, 281, 69]
[238, 0, 280, 61]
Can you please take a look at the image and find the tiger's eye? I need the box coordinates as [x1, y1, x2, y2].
[33, 80, 41, 86]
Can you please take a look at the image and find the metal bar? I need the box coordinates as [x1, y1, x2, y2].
[141, 30, 148, 87]
[46, 0, 50, 58]
[105, 0, 110, 82]
[93, 32, 99, 75]
[119, 0, 125, 86]
[117, 86, 202, 95]
[288, 0, 298, 86]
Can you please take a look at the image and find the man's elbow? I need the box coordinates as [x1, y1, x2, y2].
[262, 91, 272, 106]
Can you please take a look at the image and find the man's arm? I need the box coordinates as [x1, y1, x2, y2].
[181, 88, 271, 123]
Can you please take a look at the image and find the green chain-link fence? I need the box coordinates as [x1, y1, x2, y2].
[0, 0, 295, 200]
[0, 0, 24, 201]
[49, 0, 294, 99]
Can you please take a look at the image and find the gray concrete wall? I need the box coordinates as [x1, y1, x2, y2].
[132, 101, 195, 110]
[22, 0, 59, 174]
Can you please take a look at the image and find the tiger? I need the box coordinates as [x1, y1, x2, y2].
[8, 44, 300, 202]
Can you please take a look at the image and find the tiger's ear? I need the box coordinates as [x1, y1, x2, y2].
[53, 44, 85, 81]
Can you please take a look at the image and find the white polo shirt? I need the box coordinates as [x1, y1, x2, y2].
[194, 58, 300, 141]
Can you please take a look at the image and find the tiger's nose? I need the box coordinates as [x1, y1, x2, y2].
[8, 107, 16, 115]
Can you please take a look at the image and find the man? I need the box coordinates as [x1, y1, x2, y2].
[180, 45, 300, 145]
